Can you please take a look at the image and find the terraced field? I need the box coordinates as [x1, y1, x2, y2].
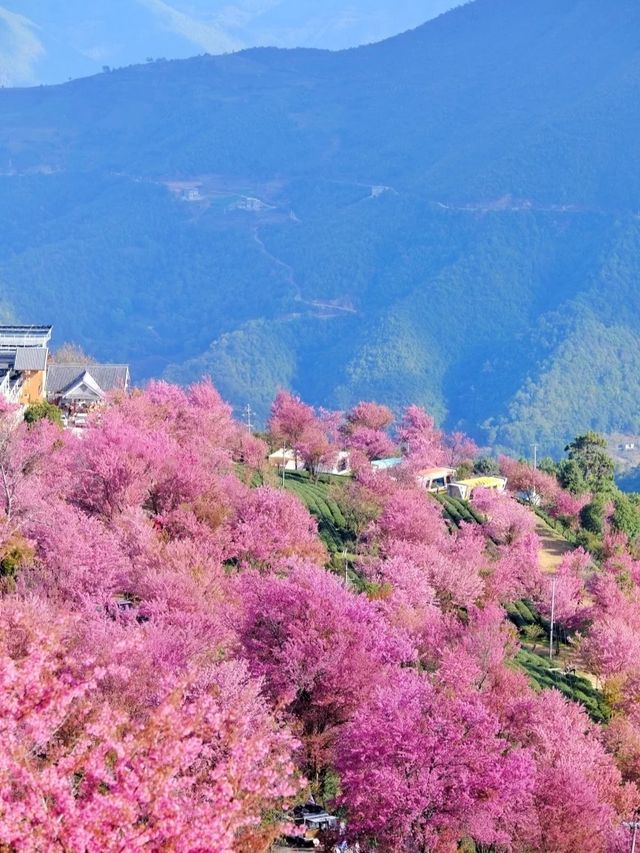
[515, 649, 609, 723]
[433, 493, 486, 528]
[281, 471, 353, 554]
[506, 599, 609, 723]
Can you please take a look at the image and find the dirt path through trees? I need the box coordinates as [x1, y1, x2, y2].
[535, 518, 574, 573]
[532, 518, 602, 687]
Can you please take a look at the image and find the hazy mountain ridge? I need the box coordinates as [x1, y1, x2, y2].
[1, 0, 640, 453]
[0, 0, 461, 86]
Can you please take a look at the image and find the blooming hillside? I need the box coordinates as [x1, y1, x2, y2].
[1, 383, 639, 851]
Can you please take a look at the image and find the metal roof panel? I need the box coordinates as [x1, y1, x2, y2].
[14, 347, 48, 371]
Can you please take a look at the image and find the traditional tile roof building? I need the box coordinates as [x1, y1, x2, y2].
[46, 364, 130, 407]
[0, 325, 52, 404]
[0, 325, 131, 419]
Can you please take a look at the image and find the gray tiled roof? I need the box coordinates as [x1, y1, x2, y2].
[46, 364, 130, 397]
[14, 347, 48, 371]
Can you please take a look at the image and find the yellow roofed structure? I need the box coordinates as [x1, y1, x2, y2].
[447, 476, 507, 500]
[455, 476, 506, 489]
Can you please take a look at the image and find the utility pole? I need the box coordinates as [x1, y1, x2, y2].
[623, 818, 640, 853]
[549, 575, 557, 661]
[244, 403, 254, 432]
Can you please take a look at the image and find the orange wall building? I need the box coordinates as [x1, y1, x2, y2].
[0, 325, 51, 406]
[19, 369, 47, 405]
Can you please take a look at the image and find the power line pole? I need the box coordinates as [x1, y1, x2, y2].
[549, 576, 557, 661]
[623, 818, 640, 853]
[244, 403, 254, 432]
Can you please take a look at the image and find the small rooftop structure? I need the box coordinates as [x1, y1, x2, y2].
[447, 476, 508, 501]
[0, 325, 52, 350]
[416, 466, 457, 493]
[268, 448, 304, 472]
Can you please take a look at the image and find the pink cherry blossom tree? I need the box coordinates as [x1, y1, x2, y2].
[0, 606, 301, 852]
[443, 431, 478, 467]
[472, 487, 537, 544]
[268, 390, 315, 467]
[238, 561, 413, 784]
[499, 455, 590, 524]
[225, 486, 327, 567]
[341, 401, 396, 461]
[514, 689, 636, 853]
[295, 421, 336, 478]
[538, 548, 593, 633]
[397, 404, 446, 471]
[336, 669, 535, 852]
[372, 489, 487, 608]
[344, 401, 394, 432]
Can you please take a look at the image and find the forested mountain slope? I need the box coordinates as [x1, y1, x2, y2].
[1, 0, 640, 453]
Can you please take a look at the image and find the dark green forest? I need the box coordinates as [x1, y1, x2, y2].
[1, 0, 640, 454]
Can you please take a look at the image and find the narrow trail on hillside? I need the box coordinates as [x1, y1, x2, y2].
[252, 227, 301, 301]
[251, 227, 357, 317]
[535, 519, 574, 573]
[531, 518, 601, 688]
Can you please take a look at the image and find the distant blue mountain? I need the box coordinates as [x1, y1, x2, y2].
[0, 0, 461, 86]
[1, 0, 640, 456]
